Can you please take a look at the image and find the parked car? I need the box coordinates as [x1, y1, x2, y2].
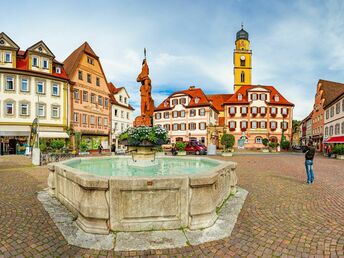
[185, 141, 207, 155]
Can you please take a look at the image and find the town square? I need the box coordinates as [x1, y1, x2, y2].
[1, 0, 344, 257]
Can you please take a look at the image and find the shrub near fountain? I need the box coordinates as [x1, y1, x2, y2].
[48, 128, 238, 235]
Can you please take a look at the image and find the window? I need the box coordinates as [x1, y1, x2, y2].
[37, 82, 44, 94]
[330, 106, 334, 117]
[172, 99, 178, 106]
[83, 91, 88, 102]
[238, 94, 242, 101]
[229, 107, 236, 115]
[251, 107, 258, 114]
[96, 77, 100, 86]
[114, 109, 118, 117]
[156, 113, 161, 119]
[55, 67, 61, 74]
[229, 121, 236, 129]
[91, 93, 95, 103]
[42, 59, 49, 69]
[194, 97, 200, 104]
[164, 112, 169, 119]
[121, 111, 124, 118]
[124, 97, 127, 104]
[51, 106, 60, 118]
[240, 71, 245, 83]
[260, 121, 266, 129]
[73, 112, 79, 122]
[199, 122, 206, 130]
[74, 89, 79, 99]
[199, 108, 205, 116]
[172, 123, 179, 131]
[325, 126, 328, 136]
[21, 79, 29, 92]
[180, 123, 186, 131]
[87, 57, 94, 65]
[172, 111, 178, 118]
[32, 56, 38, 67]
[37, 104, 45, 117]
[342, 99, 344, 112]
[342, 122, 344, 134]
[82, 114, 87, 124]
[336, 102, 340, 114]
[6, 102, 14, 115]
[119, 95, 123, 102]
[163, 124, 170, 131]
[180, 98, 186, 104]
[104, 118, 108, 126]
[189, 123, 196, 130]
[335, 123, 340, 135]
[190, 109, 196, 117]
[105, 98, 108, 107]
[251, 121, 257, 129]
[52, 84, 60, 96]
[180, 110, 185, 117]
[240, 58, 245, 66]
[20, 103, 29, 116]
[241, 121, 247, 129]
[260, 107, 266, 114]
[261, 94, 266, 101]
[98, 117, 102, 126]
[251, 93, 257, 100]
[326, 110, 329, 119]
[282, 108, 288, 115]
[87, 73, 91, 83]
[281, 122, 288, 130]
[270, 121, 277, 129]
[90, 116, 95, 125]
[274, 95, 280, 102]
[329, 125, 333, 136]
[78, 70, 83, 80]
[5, 52, 11, 62]
[126, 112, 129, 119]
[255, 137, 262, 144]
[270, 107, 277, 114]
[98, 96, 103, 106]
[241, 106, 247, 115]
[6, 76, 14, 90]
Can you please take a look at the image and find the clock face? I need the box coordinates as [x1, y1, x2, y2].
[240, 55, 246, 60]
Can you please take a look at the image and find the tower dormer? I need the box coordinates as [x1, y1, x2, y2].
[233, 24, 252, 92]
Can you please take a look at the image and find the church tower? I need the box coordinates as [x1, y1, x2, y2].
[233, 24, 252, 92]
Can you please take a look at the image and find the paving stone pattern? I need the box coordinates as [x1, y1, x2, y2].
[0, 154, 344, 257]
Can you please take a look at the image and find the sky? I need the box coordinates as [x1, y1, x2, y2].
[3, 0, 344, 120]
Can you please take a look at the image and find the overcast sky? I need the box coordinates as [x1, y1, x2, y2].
[3, 0, 344, 119]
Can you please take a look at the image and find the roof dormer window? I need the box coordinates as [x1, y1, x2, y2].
[87, 57, 94, 65]
[164, 101, 168, 107]
[238, 93, 242, 101]
[55, 66, 61, 74]
[5, 52, 12, 63]
[42, 59, 49, 69]
[274, 95, 280, 102]
[195, 97, 200, 104]
[32, 56, 38, 67]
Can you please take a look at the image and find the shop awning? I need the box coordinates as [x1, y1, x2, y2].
[38, 132, 69, 138]
[0, 131, 30, 136]
[324, 136, 344, 143]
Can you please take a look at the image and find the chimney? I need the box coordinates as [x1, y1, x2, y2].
[189, 85, 195, 90]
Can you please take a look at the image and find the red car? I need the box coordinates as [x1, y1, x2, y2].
[185, 141, 207, 155]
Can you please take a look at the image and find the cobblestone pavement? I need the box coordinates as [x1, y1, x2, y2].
[0, 154, 343, 257]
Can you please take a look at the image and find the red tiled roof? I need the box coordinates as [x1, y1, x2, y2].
[155, 87, 218, 112]
[223, 85, 294, 106]
[319, 79, 344, 108]
[206, 94, 232, 111]
[107, 82, 135, 111]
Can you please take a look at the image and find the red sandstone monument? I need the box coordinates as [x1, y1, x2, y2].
[133, 49, 155, 127]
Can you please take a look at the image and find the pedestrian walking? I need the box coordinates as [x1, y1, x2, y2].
[98, 144, 103, 154]
[303, 141, 315, 184]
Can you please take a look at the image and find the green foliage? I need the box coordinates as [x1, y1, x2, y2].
[268, 142, 277, 149]
[175, 141, 187, 151]
[280, 140, 290, 150]
[333, 144, 344, 155]
[74, 132, 81, 149]
[221, 134, 235, 150]
[262, 138, 269, 147]
[50, 139, 65, 151]
[154, 146, 163, 152]
[39, 140, 47, 153]
[79, 141, 89, 153]
[119, 126, 168, 146]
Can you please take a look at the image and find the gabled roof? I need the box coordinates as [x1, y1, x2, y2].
[0, 32, 19, 50]
[26, 40, 55, 58]
[223, 85, 294, 106]
[155, 87, 219, 112]
[206, 94, 233, 111]
[107, 82, 135, 111]
[318, 79, 344, 108]
[63, 42, 98, 78]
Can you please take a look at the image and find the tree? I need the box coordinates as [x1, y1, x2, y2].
[221, 134, 235, 151]
[262, 138, 269, 147]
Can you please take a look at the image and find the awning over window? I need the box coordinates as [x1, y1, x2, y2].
[38, 132, 69, 138]
[324, 136, 344, 143]
[0, 126, 30, 136]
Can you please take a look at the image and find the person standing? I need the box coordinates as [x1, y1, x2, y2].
[303, 141, 315, 184]
[98, 144, 103, 154]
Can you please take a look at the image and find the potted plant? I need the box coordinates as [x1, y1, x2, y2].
[79, 141, 89, 155]
[221, 134, 235, 156]
[268, 142, 277, 152]
[175, 142, 187, 156]
[280, 140, 290, 151]
[262, 138, 269, 153]
[333, 144, 344, 160]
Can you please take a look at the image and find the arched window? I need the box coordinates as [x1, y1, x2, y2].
[240, 71, 245, 83]
[255, 136, 263, 144]
[240, 59, 246, 66]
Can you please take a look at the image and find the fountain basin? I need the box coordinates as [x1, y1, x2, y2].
[47, 156, 237, 234]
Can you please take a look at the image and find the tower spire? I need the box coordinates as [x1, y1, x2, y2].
[241, 22, 243, 29]
[144, 48, 147, 59]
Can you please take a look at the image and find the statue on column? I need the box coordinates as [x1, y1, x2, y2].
[134, 48, 155, 127]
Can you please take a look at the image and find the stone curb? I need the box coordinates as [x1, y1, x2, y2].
[37, 187, 248, 251]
